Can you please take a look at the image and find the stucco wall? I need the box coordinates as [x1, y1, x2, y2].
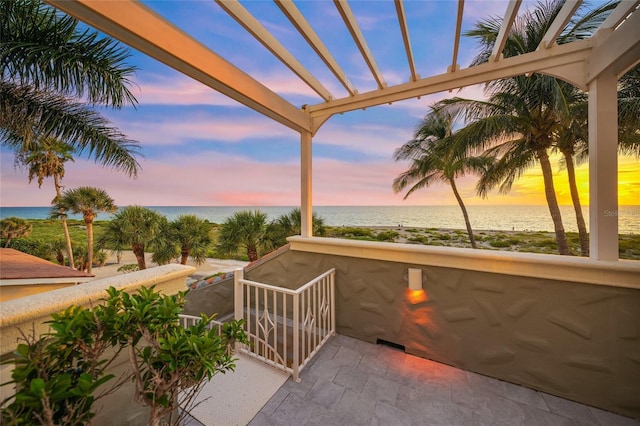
[241, 248, 640, 419]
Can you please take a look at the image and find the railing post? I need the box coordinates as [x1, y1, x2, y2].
[330, 269, 336, 335]
[234, 268, 244, 351]
[292, 290, 300, 382]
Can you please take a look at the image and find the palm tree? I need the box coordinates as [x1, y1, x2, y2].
[393, 109, 491, 249]
[52, 187, 117, 273]
[216, 210, 269, 262]
[100, 206, 166, 270]
[439, 0, 616, 255]
[267, 208, 326, 248]
[0, 217, 32, 248]
[1, 0, 141, 176]
[14, 137, 77, 267]
[166, 215, 213, 265]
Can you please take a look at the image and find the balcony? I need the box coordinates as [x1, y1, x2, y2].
[2, 237, 639, 424]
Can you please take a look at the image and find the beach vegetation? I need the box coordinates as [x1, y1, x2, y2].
[0, 216, 32, 247]
[151, 215, 213, 266]
[266, 208, 326, 248]
[393, 107, 491, 249]
[51, 187, 117, 274]
[376, 231, 399, 242]
[99, 206, 166, 270]
[216, 210, 269, 262]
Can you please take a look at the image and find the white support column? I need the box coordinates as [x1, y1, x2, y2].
[588, 72, 618, 261]
[300, 131, 313, 237]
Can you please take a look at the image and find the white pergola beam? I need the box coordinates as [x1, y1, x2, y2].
[450, 0, 465, 72]
[46, 0, 311, 133]
[310, 39, 591, 122]
[395, 0, 418, 81]
[275, 0, 356, 96]
[216, 0, 333, 102]
[600, 0, 640, 30]
[588, 7, 640, 82]
[491, 0, 522, 61]
[538, 0, 582, 49]
[334, 0, 387, 89]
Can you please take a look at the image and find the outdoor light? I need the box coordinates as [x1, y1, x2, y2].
[408, 268, 422, 291]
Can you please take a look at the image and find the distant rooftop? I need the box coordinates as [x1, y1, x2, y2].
[0, 248, 93, 284]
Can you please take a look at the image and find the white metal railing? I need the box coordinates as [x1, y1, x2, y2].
[178, 314, 223, 335]
[234, 268, 336, 381]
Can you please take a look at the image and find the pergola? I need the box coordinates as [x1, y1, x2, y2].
[48, 0, 640, 261]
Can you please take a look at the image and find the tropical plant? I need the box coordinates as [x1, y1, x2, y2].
[267, 208, 326, 248]
[99, 206, 166, 270]
[0, 286, 248, 426]
[437, 0, 617, 255]
[47, 237, 67, 265]
[14, 137, 77, 266]
[393, 108, 491, 249]
[51, 187, 117, 273]
[216, 210, 269, 262]
[0, 0, 141, 176]
[0, 216, 32, 247]
[170, 215, 213, 265]
[0, 305, 128, 426]
[103, 286, 248, 426]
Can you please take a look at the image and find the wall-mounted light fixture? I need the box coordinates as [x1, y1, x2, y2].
[408, 268, 422, 291]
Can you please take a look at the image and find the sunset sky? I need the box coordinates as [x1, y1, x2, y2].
[1, 0, 638, 207]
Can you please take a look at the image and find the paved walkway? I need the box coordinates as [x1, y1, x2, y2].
[249, 334, 638, 426]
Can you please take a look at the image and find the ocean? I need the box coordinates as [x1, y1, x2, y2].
[1, 205, 638, 234]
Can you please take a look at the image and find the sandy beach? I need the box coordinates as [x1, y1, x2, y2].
[90, 251, 248, 281]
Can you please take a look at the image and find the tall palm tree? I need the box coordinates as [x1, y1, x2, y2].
[15, 137, 77, 267]
[1, 0, 141, 176]
[439, 0, 617, 255]
[100, 206, 166, 270]
[216, 210, 268, 262]
[393, 109, 491, 249]
[52, 187, 117, 273]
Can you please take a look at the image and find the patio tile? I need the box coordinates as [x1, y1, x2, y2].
[465, 371, 548, 411]
[588, 407, 640, 426]
[357, 352, 389, 376]
[256, 387, 289, 416]
[370, 401, 413, 426]
[267, 393, 318, 426]
[335, 389, 375, 423]
[332, 364, 370, 392]
[331, 345, 362, 366]
[306, 378, 345, 409]
[362, 374, 401, 405]
[542, 393, 600, 425]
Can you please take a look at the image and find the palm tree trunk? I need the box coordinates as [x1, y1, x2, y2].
[562, 150, 589, 256]
[247, 246, 258, 262]
[180, 248, 189, 265]
[450, 178, 477, 249]
[537, 149, 570, 255]
[132, 244, 147, 269]
[54, 174, 75, 269]
[86, 220, 94, 274]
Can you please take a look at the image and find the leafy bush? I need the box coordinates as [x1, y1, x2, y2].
[1, 286, 248, 426]
[376, 231, 399, 241]
[489, 240, 512, 248]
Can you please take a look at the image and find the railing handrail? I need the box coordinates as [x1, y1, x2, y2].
[238, 267, 335, 295]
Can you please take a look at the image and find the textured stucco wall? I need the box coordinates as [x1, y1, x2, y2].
[240, 249, 640, 419]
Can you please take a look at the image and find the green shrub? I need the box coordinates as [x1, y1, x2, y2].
[489, 240, 512, 248]
[376, 231, 399, 241]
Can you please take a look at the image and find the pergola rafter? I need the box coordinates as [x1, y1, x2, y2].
[45, 0, 640, 260]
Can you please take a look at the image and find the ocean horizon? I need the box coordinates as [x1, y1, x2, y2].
[1, 205, 638, 234]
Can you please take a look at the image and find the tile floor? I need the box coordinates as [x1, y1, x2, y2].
[247, 334, 639, 426]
